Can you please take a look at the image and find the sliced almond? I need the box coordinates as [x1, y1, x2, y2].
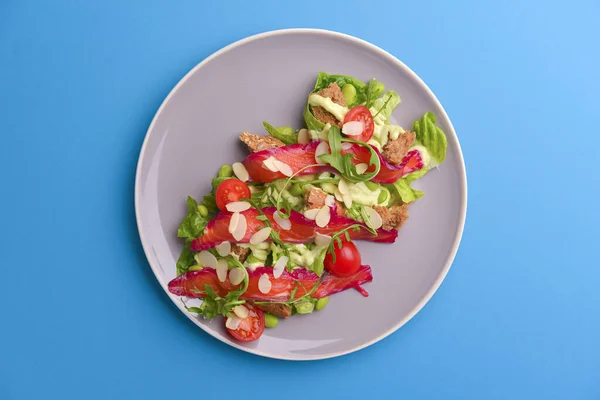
[342, 120, 365, 136]
[338, 178, 350, 195]
[315, 233, 332, 247]
[355, 163, 369, 175]
[315, 141, 330, 164]
[215, 241, 231, 257]
[232, 213, 247, 241]
[273, 160, 293, 177]
[340, 142, 353, 151]
[258, 273, 272, 294]
[262, 156, 279, 172]
[334, 189, 344, 202]
[226, 201, 251, 213]
[325, 195, 335, 207]
[273, 212, 291, 230]
[232, 305, 249, 319]
[297, 128, 310, 145]
[225, 316, 242, 330]
[216, 259, 229, 282]
[197, 251, 217, 269]
[318, 172, 331, 180]
[303, 208, 319, 220]
[228, 212, 240, 234]
[363, 206, 383, 230]
[315, 205, 331, 228]
[250, 227, 272, 245]
[342, 193, 353, 209]
[232, 162, 249, 182]
[228, 267, 245, 286]
[273, 256, 288, 279]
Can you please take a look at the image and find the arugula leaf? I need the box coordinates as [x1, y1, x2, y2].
[176, 241, 195, 276]
[263, 122, 297, 145]
[318, 126, 381, 182]
[311, 247, 327, 276]
[177, 196, 209, 239]
[412, 112, 447, 166]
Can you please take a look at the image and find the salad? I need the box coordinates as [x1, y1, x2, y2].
[169, 72, 447, 342]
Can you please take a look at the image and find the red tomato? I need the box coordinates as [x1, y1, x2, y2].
[215, 179, 251, 211]
[225, 304, 265, 342]
[324, 240, 362, 277]
[343, 106, 375, 142]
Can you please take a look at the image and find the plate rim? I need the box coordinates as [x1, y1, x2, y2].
[134, 28, 468, 361]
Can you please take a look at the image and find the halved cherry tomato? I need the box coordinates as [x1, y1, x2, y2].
[324, 240, 362, 277]
[215, 178, 251, 211]
[343, 106, 375, 142]
[225, 304, 265, 342]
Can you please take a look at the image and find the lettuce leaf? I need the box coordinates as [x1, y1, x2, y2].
[313, 72, 368, 108]
[176, 241, 195, 276]
[412, 112, 447, 166]
[370, 91, 401, 122]
[387, 169, 428, 204]
[177, 196, 209, 239]
[304, 103, 325, 131]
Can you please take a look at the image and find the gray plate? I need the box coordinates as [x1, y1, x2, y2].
[135, 29, 467, 360]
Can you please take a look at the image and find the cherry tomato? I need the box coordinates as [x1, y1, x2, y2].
[225, 304, 265, 342]
[324, 240, 362, 277]
[215, 178, 251, 211]
[343, 106, 375, 142]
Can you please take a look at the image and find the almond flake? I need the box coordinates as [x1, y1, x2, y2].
[226, 201, 251, 213]
[258, 273, 272, 294]
[273, 212, 291, 230]
[297, 129, 310, 145]
[262, 156, 279, 172]
[232, 305, 249, 319]
[215, 241, 231, 257]
[216, 259, 229, 282]
[228, 212, 240, 234]
[228, 267, 245, 286]
[303, 208, 319, 220]
[225, 316, 242, 330]
[363, 206, 383, 230]
[355, 163, 369, 175]
[232, 213, 247, 241]
[250, 227, 272, 245]
[325, 195, 335, 207]
[338, 178, 350, 195]
[315, 233, 332, 247]
[342, 193, 353, 208]
[334, 189, 344, 202]
[342, 120, 365, 136]
[315, 141, 330, 164]
[273, 160, 293, 177]
[273, 256, 288, 279]
[341, 142, 353, 151]
[315, 205, 331, 228]
[197, 251, 217, 269]
[232, 162, 249, 182]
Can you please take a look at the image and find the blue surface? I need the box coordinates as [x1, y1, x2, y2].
[1, 0, 599, 398]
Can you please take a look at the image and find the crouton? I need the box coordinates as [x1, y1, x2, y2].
[304, 186, 345, 216]
[382, 132, 416, 165]
[311, 83, 346, 128]
[373, 203, 409, 230]
[239, 132, 285, 153]
[231, 244, 250, 263]
[250, 301, 292, 319]
[304, 187, 329, 209]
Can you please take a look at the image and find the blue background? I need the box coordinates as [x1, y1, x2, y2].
[2, 0, 599, 398]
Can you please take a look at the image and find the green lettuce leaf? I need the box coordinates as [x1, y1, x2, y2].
[412, 112, 447, 166]
[388, 168, 428, 203]
[176, 241, 195, 276]
[263, 122, 297, 145]
[313, 72, 368, 108]
[177, 196, 209, 239]
[371, 91, 401, 122]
